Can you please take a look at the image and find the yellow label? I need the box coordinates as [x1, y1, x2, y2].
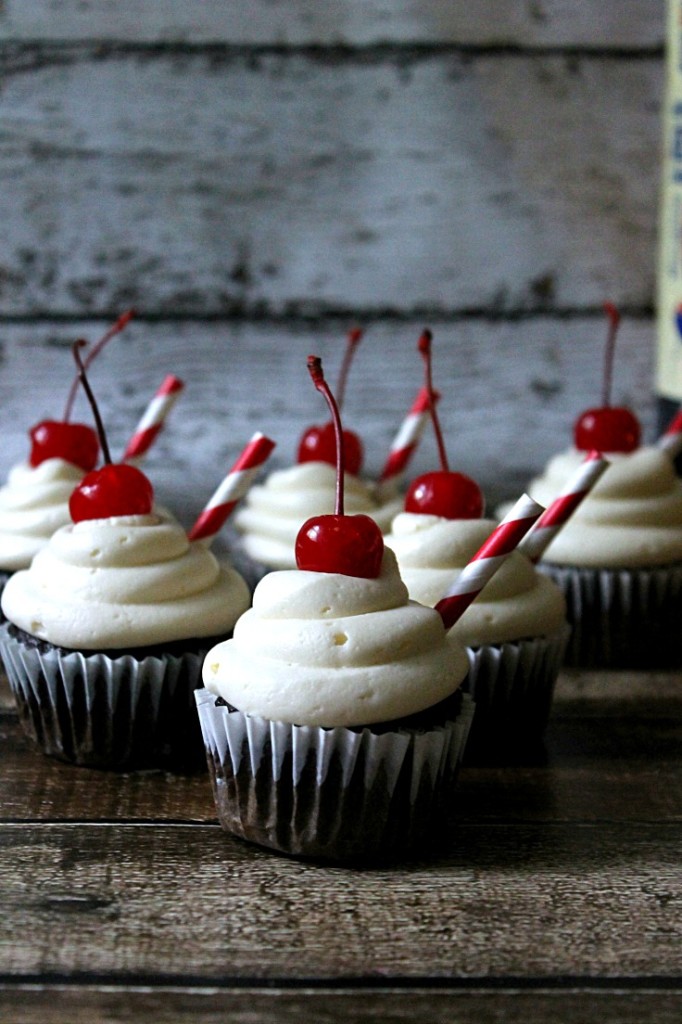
[658, 0, 682, 399]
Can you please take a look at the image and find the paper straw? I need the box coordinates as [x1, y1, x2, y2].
[434, 493, 544, 630]
[188, 432, 276, 544]
[517, 451, 609, 564]
[376, 386, 437, 498]
[657, 407, 682, 460]
[122, 375, 185, 461]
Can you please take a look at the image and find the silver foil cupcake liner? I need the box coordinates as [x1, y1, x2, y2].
[539, 561, 682, 669]
[462, 624, 571, 758]
[0, 626, 211, 771]
[195, 687, 475, 863]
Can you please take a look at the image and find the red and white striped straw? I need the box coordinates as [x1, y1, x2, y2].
[188, 432, 276, 544]
[657, 407, 682, 460]
[517, 451, 609, 564]
[376, 386, 436, 497]
[434, 493, 544, 631]
[123, 375, 185, 461]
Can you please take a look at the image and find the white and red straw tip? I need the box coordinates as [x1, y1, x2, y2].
[517, 451, 609, 565]
[122, 375, 185, 462]
[188, 432, 276, 544]
[434, 493, 544, 631]
[377, 386, 439, 492]
[657, 407, 682, 460]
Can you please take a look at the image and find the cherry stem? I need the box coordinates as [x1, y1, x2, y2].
[418, 329, 449, 472]
[307, 355, 345, 516]
[335, 327, 363, 413]
[72, 340, 112, 465]
[63, 309, 136, 422]
[601, 301, 621, 408]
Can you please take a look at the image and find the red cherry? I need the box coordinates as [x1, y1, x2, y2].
[296, 512, 384, 578]
[29, 420, 99, 471]
[574, 406, 640, 453]
[297, 327, 365, 474]
[295, 356, 384, 578]
[405, 470, 484, 519]
[69, 463, 154, 523]
[573, 302, 641, 454]
[297, 422, 364, 475]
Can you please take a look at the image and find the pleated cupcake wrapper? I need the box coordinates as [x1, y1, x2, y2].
[195, 687, 475, 863]
[0, 626, 209, 770]
[462, 624, 570, 747]
[539, 561, 682, 669]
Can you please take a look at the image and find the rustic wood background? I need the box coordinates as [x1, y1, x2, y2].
[0, 1, 666, 519]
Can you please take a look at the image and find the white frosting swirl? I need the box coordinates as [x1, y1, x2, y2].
[386, 513, 566, 647]
[1, 511, 250, 649]
[234, 461, 401, 570]
[526, 446, 682, 568]
[202, 548, 468, 727]
[0, 459, 84, 571]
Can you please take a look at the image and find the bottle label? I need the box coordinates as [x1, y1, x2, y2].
[658, 0, 682, 401]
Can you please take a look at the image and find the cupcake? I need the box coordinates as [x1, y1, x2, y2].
[525, 444, 682, 668]
[196, 355, 474, 863]
[386, 512, 569, 753]
[0, 353, 250, 770]
[516, 304, 682, 668]
[383, 329, 568, 753]
[0, 504, 250, 771]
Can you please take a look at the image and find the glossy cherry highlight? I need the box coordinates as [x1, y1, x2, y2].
[67, 340, 154, 524]
[297, 327, 364, 475]
[573, 302, 641, 453]
[404, 330, 484, 520]
[295, 355, 384, 579]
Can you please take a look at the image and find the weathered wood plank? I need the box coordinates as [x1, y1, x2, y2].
[1, 988, 682, 1024]
[0, 0, 665, 48]
[0, 317, 656, 515]
[0, 52, 662, 317]
[1, 821, 682, 978]
[3, 703, 682, 824]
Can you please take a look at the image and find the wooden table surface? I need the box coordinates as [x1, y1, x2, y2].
[2, 668, 682, 1023]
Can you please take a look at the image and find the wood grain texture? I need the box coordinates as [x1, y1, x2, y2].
[2, 989, 682, 1024]
[1, 820, 682, 979]
[3, 703, 682, 825]
[0, 317, 656, 514]
[0, 1, 665, 48]
[0, 49, 662, 317]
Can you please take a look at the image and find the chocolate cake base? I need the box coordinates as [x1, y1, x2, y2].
[195, 688, 475, 864]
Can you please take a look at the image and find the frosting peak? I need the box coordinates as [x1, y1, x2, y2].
[527, 446, 682, 567]
[1, 511, 250, 648]
[386, 513, 566, 646]
[203, 548, 468, 727]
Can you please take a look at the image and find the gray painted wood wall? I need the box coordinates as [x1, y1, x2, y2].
[0, 1, 666, 519]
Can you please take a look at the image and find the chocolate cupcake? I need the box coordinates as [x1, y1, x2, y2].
[0, 508, 250, 770]
[525, 444, 682, 668]
[197, 548, 473, 862]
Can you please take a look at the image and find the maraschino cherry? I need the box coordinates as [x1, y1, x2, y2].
[404, 330, 484, 520]
[297, 327, 364, 475]
[573, 302, 640, 453]
[29, 310, 135, 472]
[295, 355, 384, 578]
[68, 341, 154, 523]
